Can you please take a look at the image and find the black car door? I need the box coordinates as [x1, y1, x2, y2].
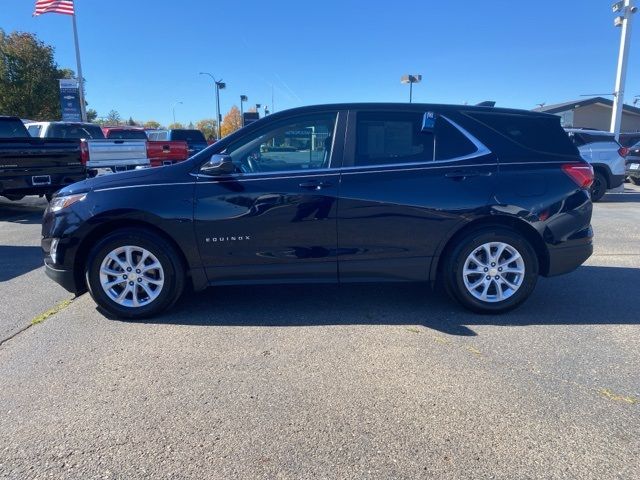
[336, 109, 497, 282]
[194, 110, 345, 284]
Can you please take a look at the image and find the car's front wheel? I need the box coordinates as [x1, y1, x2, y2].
[85, 229, 185, 319]
[443, 228, 539, 314]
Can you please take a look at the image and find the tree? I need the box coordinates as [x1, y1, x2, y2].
[168, 122, 184, 129]
[105, 110, 122, 125]
[86, 108, 98, 122]
[220, 106, 242, 138]
[195, 118, 217, 140]
[0, 30, 75, 120]
[144, 120, 161, 129]
[127, 116, 137, 126]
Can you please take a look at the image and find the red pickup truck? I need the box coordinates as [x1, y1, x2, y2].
[101, 127, 188, 167]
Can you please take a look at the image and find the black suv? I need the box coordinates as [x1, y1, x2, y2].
[42, 104, 594, 318]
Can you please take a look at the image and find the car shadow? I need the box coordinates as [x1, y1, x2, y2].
[0, 199, 47, 224]
[0, 246, 44, 282]
[600, 192, 640, 203]
[107, 265, 640, 337]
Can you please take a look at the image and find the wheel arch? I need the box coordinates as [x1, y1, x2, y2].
[72, 218, 205, 293]
[591, 163, 611, 188]
[430, 215, 550, 285]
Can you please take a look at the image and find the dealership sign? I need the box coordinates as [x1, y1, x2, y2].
[59, 79, 82, 122]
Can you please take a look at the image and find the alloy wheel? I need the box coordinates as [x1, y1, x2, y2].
[99, 245, 165, 308]
[462, 241, 525, 303]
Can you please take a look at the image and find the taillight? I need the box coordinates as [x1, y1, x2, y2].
[618, 147, 629, 157]
[80, 140, 89, 165]
[562, 163, 594, 189]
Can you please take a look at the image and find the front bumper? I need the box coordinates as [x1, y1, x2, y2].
[44, 259, 81, 293]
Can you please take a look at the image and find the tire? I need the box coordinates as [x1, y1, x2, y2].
[85, 228, 185, 319]
[629, 176, 640, 186]
[590, 171, 607, 202]
[443, 227, 539, 314]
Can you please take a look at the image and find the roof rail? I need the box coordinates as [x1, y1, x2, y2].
[476, 101, 496, 107]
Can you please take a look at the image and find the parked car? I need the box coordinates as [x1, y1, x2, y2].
[42, 103, 594, 319]
[625, 141, 640, 185]
[102, 126, 188, 168]
[0, 116, 86, 202]
[26, 121, 150, 176]
[619, 132, 640, 148]
[565, 128, 627, 201]
[147, 129, 208, 156]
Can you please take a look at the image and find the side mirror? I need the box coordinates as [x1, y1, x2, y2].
[201, 154, 235, 175]
[422, 111, 437, 133]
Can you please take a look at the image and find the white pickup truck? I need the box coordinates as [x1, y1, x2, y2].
[26, 122, 150, 175]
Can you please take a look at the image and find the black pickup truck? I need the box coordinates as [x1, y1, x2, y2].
[0, 116, 86, 202]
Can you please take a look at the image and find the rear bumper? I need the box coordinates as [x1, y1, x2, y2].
[44, 260, 81, 294]
[609, 173, 626, 188]
[545, 228, 593, 277]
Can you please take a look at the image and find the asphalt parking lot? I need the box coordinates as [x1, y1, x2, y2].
[0, 186, 639, 479]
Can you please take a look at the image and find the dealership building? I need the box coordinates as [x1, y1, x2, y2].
[534, 96, 640, 132]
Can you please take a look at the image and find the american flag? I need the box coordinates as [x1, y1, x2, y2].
[33, 0, 75, 16]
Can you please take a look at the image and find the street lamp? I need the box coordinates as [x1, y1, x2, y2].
[610, 0, 637, 140]
[401, 74, 422, 103]
[172, 101, 183, 125]
[240, 95, 248, 127]
[200, 72, 226, 139]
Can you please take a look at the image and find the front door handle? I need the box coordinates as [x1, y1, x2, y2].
[298, 180, 332, 190]
[444, 170, 491, 180]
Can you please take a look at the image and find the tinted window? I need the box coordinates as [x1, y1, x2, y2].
[0, 119, 30, 138]
[469, 112, 577, 155]
[434, 117, 478, 160]
[356, 111, 434, 166]
[354, 111, 478, 166]
[48, 124, 105, 139]
[225, 113, 337, 173]
[171, 129, 206, 143]
[106, 129, 148, 140]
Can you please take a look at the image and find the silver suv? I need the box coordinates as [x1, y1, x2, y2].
[565, 129, 627, 201]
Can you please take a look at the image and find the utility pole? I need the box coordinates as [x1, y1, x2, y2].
[610, 0, 638, 140]
[199, 72, 225, 139]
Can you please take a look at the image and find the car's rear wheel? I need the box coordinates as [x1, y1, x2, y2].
[85, 229, 184, 319]
[443, 228, 539, 314]
[590, 171, 607, 202]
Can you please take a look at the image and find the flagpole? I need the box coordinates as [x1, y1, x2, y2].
[71, 7, 87, 122]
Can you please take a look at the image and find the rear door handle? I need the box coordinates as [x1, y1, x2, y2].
[298, 180, 332, 190]
[444, 170, 491, 179]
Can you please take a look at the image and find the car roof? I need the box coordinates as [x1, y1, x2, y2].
[262, 102, 558, 119]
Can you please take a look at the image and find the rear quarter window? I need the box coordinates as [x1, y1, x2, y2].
[468, 112, 577, 155]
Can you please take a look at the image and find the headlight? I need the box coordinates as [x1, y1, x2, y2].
[49, 193, 86, 212]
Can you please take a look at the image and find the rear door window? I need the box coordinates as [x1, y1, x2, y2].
[354, 111, 478, 167]
[171, 130, 206, 143]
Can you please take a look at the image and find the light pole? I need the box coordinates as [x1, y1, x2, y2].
[200, 72, 226, 139]
[255, 104, 262, 118]
[401, 74, 422, 103]
[610, 1, 637, 140]
[240, 95, 248, 127]
[172, 101, 183, 125]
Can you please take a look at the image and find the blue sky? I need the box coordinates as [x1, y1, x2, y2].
[2, 0, 639, 125]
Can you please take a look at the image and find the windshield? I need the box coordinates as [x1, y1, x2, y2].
[49, 124, 105, 139]
[106, 129, 148, 140]
[171, 129, 206, 143]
